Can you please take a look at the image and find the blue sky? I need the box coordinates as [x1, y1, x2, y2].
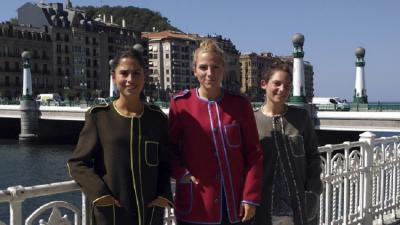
[1, 1, 399, 101]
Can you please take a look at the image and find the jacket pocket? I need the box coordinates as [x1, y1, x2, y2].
[288, 135, 305, 157]
[305, 191, 319, 221]
[174, 181, 193, 214]
[147, 206, 165, 225]
[93, 204, 116, 225]
[145, 141, 159, 167]
[224, 123, 242, 148]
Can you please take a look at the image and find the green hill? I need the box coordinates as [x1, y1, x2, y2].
[77, 5, 181, 32]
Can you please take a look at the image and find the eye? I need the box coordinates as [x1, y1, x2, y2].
[212, 65, 220, 69]
[119, 70, 129, 77]
[272, 81, 281, 86]
[132, 70, 143, 77]
[198, 65, 208, 70]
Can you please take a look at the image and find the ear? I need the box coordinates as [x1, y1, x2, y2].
[112, 72, 116, 81]
[261, 79, 268, 90]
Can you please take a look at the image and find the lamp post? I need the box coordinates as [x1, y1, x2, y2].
[109, 59, 118, 100]
[79, 81, 87, 106]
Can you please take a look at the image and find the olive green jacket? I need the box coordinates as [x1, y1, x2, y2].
[68, 102, 172, 225]
[253, 106, 322, 225]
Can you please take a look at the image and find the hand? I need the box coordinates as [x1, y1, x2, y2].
[182, 174, 199, 184]
[147, 197, 170, 208]
[239, 203, 256, 222]
[95, 196, 122, 207]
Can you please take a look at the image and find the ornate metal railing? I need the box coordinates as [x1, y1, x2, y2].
[0, 181, 175, 225]
[319, 132, 400, 225]
[1, 132, 400, 225]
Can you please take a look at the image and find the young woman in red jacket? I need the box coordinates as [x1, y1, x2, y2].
[169, 39, 263, 225]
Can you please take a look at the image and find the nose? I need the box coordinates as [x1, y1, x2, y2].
[206, 67, 214, 76]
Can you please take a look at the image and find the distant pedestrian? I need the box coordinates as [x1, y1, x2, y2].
[168, 39, 264, 225]
[68, 49, 173, 225]
[253, 62, 322, 225]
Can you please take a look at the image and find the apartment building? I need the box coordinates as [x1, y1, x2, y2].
[142, 31, 241, 100]
[0, 1, 140, 100]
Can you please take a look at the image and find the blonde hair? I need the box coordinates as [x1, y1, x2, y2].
[193, 39, 225, 67]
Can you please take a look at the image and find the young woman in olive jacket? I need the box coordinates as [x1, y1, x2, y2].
[253, 63, 322, 225]
[68, 49, 173, 225]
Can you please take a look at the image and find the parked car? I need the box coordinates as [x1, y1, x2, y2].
[36, 93, 61, 106]
[312, 97, 350, 111]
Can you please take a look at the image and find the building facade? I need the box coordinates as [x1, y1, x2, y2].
[0, 1, 141, 100]
[142, 31, 198, 100]
[142, 31, 241, 100]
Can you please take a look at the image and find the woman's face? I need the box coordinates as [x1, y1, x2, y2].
[261, 70, 292, 105]
[193, 51, 224, 92]
[112, 57, 145, 98]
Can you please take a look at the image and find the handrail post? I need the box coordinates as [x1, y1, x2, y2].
[82, 193, 90, 225]
[359, 131, 376, 225]
[7, 185, 25, 225]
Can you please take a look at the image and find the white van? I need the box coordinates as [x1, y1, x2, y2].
[312, 97, 350, 111]
[36, 93, 61, 105]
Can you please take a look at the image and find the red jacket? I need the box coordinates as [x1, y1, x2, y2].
[168, 89, 263, 224]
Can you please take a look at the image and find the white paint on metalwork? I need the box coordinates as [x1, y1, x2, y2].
[25, 201, 79, 225]
[317, 111, 400, 120]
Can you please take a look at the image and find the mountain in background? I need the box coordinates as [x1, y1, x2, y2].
[77, 5, 181, 32]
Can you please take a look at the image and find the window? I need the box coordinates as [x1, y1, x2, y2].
[166, 69, 169, 74]
[166, 54, 169, 59]
[65, 45, 69, 53]
[4, 61, 9, 71]
[65, 57, 70, 65]
[64, 34, 69, 42]
[56, 44, 62, 53]
[43, 64, 48, 74]
[15, 62, 20, 72]
[57, 56, 62, 65]
[166, 77, 170, 82]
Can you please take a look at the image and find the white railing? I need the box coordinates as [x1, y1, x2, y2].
[1, 132, 400, 225]
[319, 132, 400, 225]
[0, 181, 175, 225]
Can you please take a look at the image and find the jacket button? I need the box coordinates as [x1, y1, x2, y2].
[214, 198, 219, 203]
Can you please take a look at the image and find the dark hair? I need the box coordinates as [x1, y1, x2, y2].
[261, 61, 292, 82]
[111, 49, 146, 73]
[111, 49, 147, 100]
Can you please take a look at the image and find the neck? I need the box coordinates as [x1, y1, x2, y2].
[263, 101, 285, 116]
[115, 96, 143, 116]
[198, 87, 222, 101]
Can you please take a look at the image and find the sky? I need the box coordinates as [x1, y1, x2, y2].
[1, 1, 399, 102]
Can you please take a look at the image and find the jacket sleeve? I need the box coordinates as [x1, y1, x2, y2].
[240, 100, 264, 205]
[157, 115, 174, 204]
[67, 112, 111, 204]
[168, 99, 190, 181]
[303, 112, 323, 195]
